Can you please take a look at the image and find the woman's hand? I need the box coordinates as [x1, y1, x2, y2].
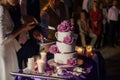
[22, 16, 38, 31]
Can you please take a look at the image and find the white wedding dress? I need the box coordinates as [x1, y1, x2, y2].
[0, 5, 19, 80]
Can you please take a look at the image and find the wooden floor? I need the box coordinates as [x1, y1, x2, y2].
[106, 54, 120, 80]
[99, 45, 120, 80]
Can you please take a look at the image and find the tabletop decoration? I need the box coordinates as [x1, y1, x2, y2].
[86, 45, 93, 57]
[57, 20, 74, 32]
[67, 58, 77, 66]
[27, 57, 35, 71]
[57, 65, 93, 80]
[40, 51, 47, 62]
[86, 45, 93, 53]
[12, 18, 99, 80]
[36, 59, 44, 73]
[76, 47, 84, 55]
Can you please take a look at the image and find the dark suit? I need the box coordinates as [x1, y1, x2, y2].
[17, 39, 39, 69]
[26, 0, 41, 39]
[27, 0, 40, 22]
[9, 4, 21, 31]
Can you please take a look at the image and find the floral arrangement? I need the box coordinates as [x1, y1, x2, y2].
[58, 65, 93, 80]
[63, 35, 74, 45]
[49, 45, 59, 53]
[57, 20, 74, 32]
[67, 58, 77, 66]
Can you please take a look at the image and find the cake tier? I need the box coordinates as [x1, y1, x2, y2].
[56, 41, 75, 53]
[55, 31, 72, 41]
[54, 52, 76, 64]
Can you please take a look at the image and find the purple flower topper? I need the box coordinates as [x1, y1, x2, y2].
[57, 20, 74, 32]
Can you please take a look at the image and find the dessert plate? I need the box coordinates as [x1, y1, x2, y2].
[48, 59, 74, 69]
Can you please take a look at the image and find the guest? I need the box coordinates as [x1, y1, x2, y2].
[62, 0, 73, 19]
[19, 0, 40, 22]
[72, 0, 83, 12]
[19, 0, 41, 39]
[77, 10, 97, 47]
[82, 0, 91, 12]
[0, 0, 37, 80]
[26, 0, 41, 23]
[70, 17, 81, 46]
[99, 2, 108, 47]
[89, 0, 103, 35]
[40, 0, 68, 41]
[117, 10, 120, 44]
[107, 0, 119, 47]
[89, 1, 103, 48]
[26, 0, 41, 40]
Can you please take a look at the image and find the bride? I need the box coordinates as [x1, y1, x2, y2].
[0, 0, 38, 80]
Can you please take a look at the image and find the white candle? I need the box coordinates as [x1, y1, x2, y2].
[40, 51, 47, 62]
[37, 59, 44, 73]
[76, 47, 83, 55]
[86, 45, 93, 53]
[56, 67, 63, 74]
[27, 57, 34, 71]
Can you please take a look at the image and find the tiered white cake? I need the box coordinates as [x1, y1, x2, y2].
[49, 20, 77, 64]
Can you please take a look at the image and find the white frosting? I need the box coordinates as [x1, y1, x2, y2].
[56, 41, 75, 53]
[55, 31, 72, 41]
[54, 52, 76, 64]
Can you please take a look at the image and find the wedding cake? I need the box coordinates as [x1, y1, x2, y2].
[49, 20, 77, 65]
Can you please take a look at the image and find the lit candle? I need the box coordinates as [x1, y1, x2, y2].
[76, 47, 83, 55]
[86, 45, 93, 53]
[37, 59, 44, 73]
[56, 67, 62, 74]
[40, 51, 47, 62]
[27, 57, 35, 71]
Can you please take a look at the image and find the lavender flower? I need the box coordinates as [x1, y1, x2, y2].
[57, 24, 70, 32]
[57, 20, 74, 32]
[49, 45, 58, 53]
[67, 58, 77, 66]
[63, 35, 74, 44]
